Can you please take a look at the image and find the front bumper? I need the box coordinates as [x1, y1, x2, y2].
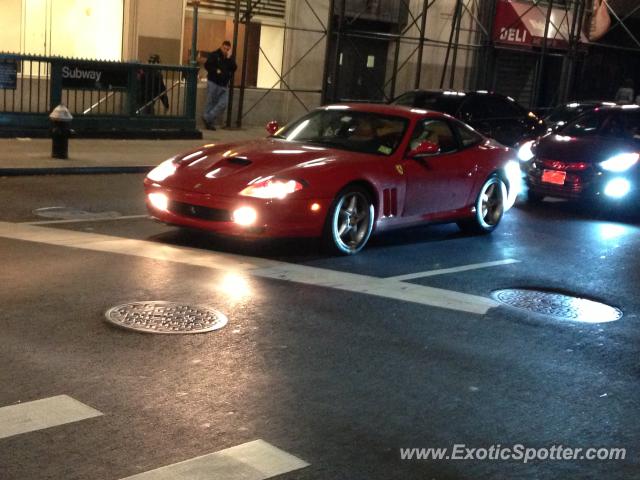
[526, 161, 637, 201]
[144, 181, 330, 238]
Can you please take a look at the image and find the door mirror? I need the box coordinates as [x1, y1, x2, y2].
[408, 140, 440, 158]
[266, 120, 280, 135]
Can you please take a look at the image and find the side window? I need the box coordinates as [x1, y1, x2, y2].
[410, 119, 458, 153]
[393, 92, 416, 106]
[455, 122, 483, 148]
[485, 96, 522, 118]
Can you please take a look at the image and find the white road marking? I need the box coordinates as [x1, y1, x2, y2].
[0, 221, 498, 314]
[0, 395, 102, 440]
[386, 259, 521, 281]
[26, 214, 149, 225]
[119, 439, 309, 480]
[253, 263, 497, 314]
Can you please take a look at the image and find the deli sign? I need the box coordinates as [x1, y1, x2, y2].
[493, 0, 587, 49]
[61, 62, 128, 89]
[498, 27, 529, 44]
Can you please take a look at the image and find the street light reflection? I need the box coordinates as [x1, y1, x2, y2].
[596, 222, 631, 241]
[218, 273, 252, 300]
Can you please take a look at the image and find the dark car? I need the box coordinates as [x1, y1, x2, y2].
[545, 100, 617, 131]
[524, 105, 640, 203]
[391, 90, 546, 147]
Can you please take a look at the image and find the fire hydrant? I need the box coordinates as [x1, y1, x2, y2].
[49, 105, 73, 159]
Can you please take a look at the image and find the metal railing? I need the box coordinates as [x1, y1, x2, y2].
[0, 53, 199, 135]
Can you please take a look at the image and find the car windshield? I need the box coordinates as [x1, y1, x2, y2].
[275, 109, 408, 156]
[561, 109, 640, 141]
[547, 104, 593, 123]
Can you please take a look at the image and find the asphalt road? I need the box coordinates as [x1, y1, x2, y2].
[0, 173, 639, 480]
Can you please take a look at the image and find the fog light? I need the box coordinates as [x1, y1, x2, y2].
[232, 206, 257, 226]
[604, 178, 631, 199]
[148, 192, 169, 211]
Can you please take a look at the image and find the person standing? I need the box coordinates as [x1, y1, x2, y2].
[615, 78, 634, 104]
[202, 40, 237, 130]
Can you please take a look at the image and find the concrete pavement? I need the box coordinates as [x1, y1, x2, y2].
[0, 126, 266, 175]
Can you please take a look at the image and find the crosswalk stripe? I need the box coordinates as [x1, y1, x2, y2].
[0, 221, 498, 315]
[0, 395, 102, 439]
[119, 439, 309, 480]
[386, 259, 521, 281]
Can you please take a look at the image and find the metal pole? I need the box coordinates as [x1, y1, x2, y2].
[236, 0, 252, 127]
[390, 35, 401, 99]
[482, 0, 499, 90]
[190, 1, 199, 66]
[321, 0, 336, 105]
[332, 0, 347, 102]
[559, 0, 582, 103]
[414, 0, 428, 89]
[226, 0, 241, 128]
[565, 0, 587, 101]
[440, 0, 462, 89]
[532, 0, 554, 108]
[449, 0, 464, 88]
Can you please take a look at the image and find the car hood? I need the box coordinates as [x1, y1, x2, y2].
[161, 138, 355, 196]
[535, 135, 639, 164]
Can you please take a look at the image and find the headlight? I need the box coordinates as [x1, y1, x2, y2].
[148, 192, 169, 211]
[599, 153, 639, 172]
[147, 158, 177, 182]
[239, 177, 304, 199]
[503, 160, 522, 210]
[517, 140, 535, 162]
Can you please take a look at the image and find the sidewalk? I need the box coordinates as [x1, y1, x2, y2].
[0, 127, 266, 175]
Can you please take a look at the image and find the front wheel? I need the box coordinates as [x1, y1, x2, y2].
[323, 186, 375, 255]
[457, 175, 506, 234]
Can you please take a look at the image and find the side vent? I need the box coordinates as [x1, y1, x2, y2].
[382, 188, 398, 217]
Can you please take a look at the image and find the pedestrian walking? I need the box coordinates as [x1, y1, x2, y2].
[137, 54, 169, 115]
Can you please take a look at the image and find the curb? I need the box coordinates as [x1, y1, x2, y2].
[0, 166, 154, 176]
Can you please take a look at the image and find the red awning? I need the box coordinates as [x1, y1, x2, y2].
[493, 0, 588, 49]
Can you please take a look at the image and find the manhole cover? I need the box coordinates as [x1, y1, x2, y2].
[491, 289, 622, 323]
[34, 206, 121, 220]
[105, 301, 228, 334]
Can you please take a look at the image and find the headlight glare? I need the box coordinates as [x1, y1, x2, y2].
[599, 153, 639, 172]
[240, 177, 304, 199]
[147, 158, 177, 182]
[517, 140, 535, 162]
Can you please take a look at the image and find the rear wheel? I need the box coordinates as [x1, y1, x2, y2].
[457, 175, 506, 234]
[323, 186, 374, 255]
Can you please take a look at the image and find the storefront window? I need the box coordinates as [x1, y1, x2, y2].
[0, 0, 124, 60]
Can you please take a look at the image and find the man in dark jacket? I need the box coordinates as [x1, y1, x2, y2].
[137, 54, 169, 116]
[202, 41, 237, 130]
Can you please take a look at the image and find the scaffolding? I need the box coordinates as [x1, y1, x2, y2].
[190, 0, 640, 126]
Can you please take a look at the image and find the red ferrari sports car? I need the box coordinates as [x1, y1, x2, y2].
[145, 104, 520, 254]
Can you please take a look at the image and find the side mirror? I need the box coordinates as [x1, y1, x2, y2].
[408, 140, 440, 158]
[266, 120, 280, 135]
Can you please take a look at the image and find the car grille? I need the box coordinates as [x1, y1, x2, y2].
[169, 200, 231, 222]
[527, 159, 597, 198]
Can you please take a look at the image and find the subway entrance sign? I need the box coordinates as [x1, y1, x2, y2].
[61, 62, 128, 89]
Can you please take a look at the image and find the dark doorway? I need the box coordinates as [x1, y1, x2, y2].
[335, 35, 389, 102]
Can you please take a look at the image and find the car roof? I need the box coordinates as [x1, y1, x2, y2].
[320, 102, 457, 120]
[396, 89, 509, 98]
